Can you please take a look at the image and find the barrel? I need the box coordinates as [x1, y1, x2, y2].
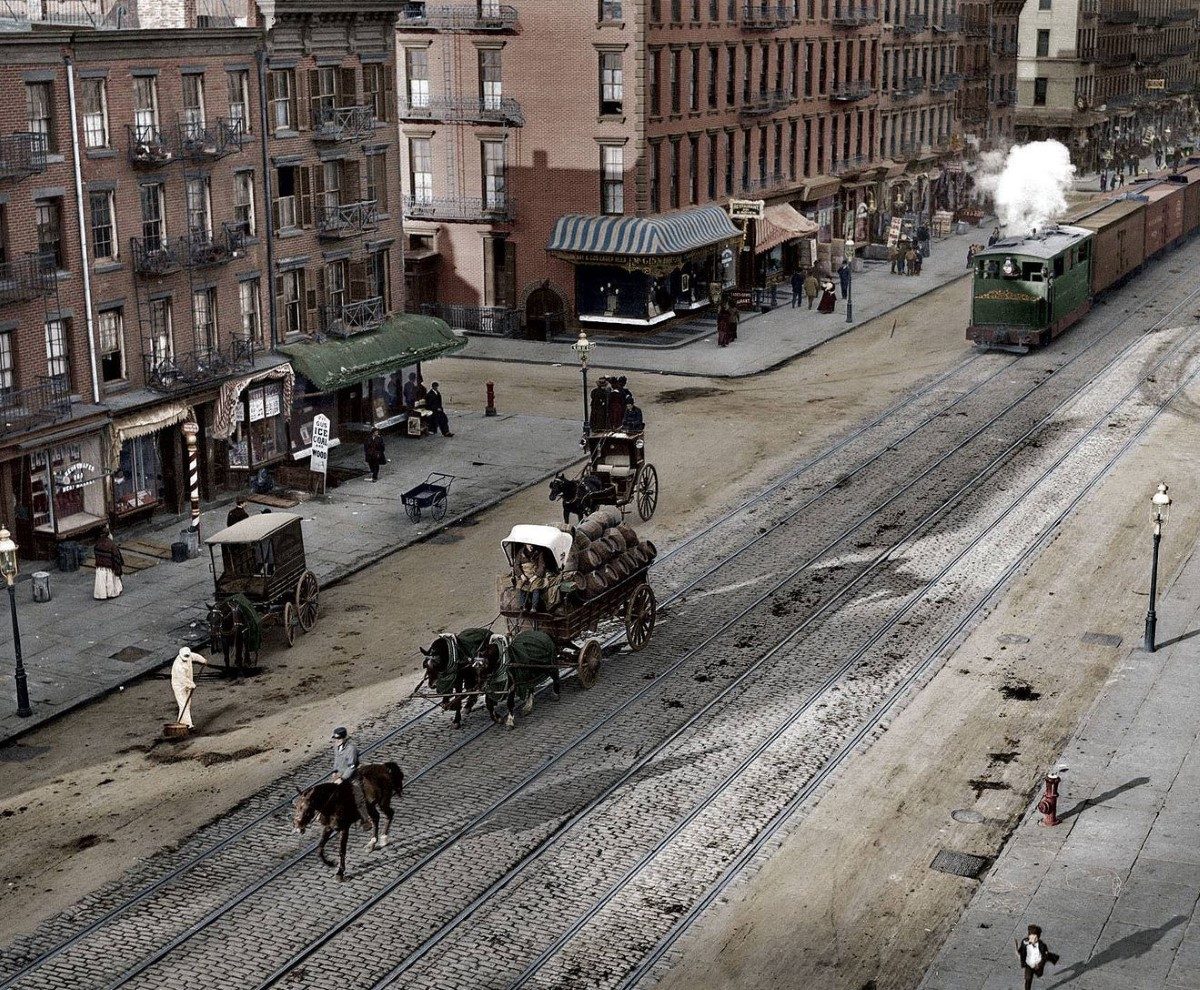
[31, 571, 51, 603]
[56, 541, 81, 572]
[171, 541, 189, 563]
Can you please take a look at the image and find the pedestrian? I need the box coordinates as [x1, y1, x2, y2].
[817, 279, 837, 313]
[1099, 171, 1108, 192]
[803, 270, 819, 308]
[913, 249, 923, 275]
[905, 245, 919, 275]
[987, 226, 1001, 246]
[403, 371, 419, 409]
[93, 527, 124, 600]
[716, 298, 738, 346]
[790, 269, 804, 308]
[917, 223, 930, 258]
[364, 428, 386, 482]
[330, 726, 370, 822]
[425, 382, 454, 437]
[170, 647, 208, 729]
[1016, 924, 1059, 990]
[590, 377, 611, 432]
[607, 376, 626, 428]
[837, 259, 851, 300]
[616, 375, 634, 414]
[1116, 170, 1124, 187]
[966, 243, 977, 268]
[226, 497, 249, 528]
[887, 243, 898, 274]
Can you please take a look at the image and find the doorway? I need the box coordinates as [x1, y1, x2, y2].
[525, 282, 564, 341]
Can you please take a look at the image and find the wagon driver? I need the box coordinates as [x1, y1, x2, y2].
[170, 647, 208, 729]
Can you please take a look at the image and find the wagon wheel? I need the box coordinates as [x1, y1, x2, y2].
[295, 570, 319, 632]
[431, 492, 448, 521]
[577, 638, 603, 689]
[404, 500, 421, 523]
[635, 464, 659, 521]
[283, 601, 298, 647]
[624, 584, 656, 652]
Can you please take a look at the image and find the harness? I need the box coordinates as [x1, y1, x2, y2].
[483, 633, 516, 707]
[434, 631, 460, 696]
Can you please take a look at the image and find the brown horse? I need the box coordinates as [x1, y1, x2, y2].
[292, 762, 404, 880]
[420, 635, 482, 728]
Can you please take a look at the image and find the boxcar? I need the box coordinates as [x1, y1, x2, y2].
[1072, 199, 1146, 295]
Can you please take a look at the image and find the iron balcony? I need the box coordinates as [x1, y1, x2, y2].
[312, 105, 376, 143]
[831, 82, 873, 102]
[316, 200, 380, 239]
[177, 116, 245, 162]
[741, 2, 791, 28]
[737, 172, 790, 195]
[893, 14, 927, 34]
[0, 253, 56, 305]
[404, 194, 514, 222]
[398, 95, 525, 126]
[396, 2, 518, 31]
[323, 297, 386, 338]
[0, 132, 48, 182]
[831, 2, 873, 27]
[421, 302, 521, 337]
[934, 13, 961, 31]
[183, 223, 249, 267]
[1097, 51, 1134, 66]
[0, 375, 72, 439]
[891, 78, 926, 100]
[142, 339, 255, 393]
[832, 155, 869, 175]
[1103, 9, 1137, 24]
[933, 73, 963, 93]
[739, 89, 792, 117]
[127, 123, 176, 169]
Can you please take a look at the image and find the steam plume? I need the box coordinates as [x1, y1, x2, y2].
[974, 140, 1076, 236]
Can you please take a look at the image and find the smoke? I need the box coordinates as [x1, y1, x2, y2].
[973, 140, 1077, 236]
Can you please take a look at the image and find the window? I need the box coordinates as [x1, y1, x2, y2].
[649, 49, 661, 115]
[186, 176, 212, 240]
[600, 0, 623, 20]
[725, 130, 734, 194]
[133, 76, 159, 138]
[1036, 29, 1049, 57]
[707, 132, 717, 199]
[409, 137, 433, 204]
[481, 140, 506, 210]
[228, 71, 251, 134]
[26, 82, 53, 152]
[81, 78, 108, 149]
[269, 69, 295, 131]
[148, 297, 173, 365]
[600, 144, 623, 214]
[36, 200, 64, 269]
[140, 182, 166, 247]
[192, 286, 218, 354]
[365, 153, 388, 212]
[600, 51, 623, 114]
[741, 128, 750, 189]
[743, 45, 753, 102]
[406, 48, 430, 109]
[322, 160, 342, 212]
[234, 171, 256, 237]
[363, 63, 390, 122]
[726, 46, 736, 105]
[370, 248, 391, 309]
[89, 190, 117, 262]
[708, 47, 719, 107]
[0, 330, 12, 393]
[690, 47, 700, 112]
[274, 165, 300, 229]
[326, 259, 347, 313]
[650, 142, 661, 211]
[479, 48, 502, 110]
[668, 138, 679, 208]
[689, 134, 699, 203]
[277, 269, 304, 336]
[1033, 76, 1048, 105]
[239, 278, 262, 345]
[670, 49, 681, 112]
[182, 74, 206, 141]
[44, 318, 69, 382]
[98, 309, 124, 383]
[1038, 0, 1050, 7]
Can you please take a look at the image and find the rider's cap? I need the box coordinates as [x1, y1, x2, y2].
[331, 726, 348, 740]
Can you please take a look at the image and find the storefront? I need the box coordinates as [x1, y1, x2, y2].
[547, 205, 742, 330]
[752, 204, 819, 284]
[107, 402, 192, 525]
[210, 364, 296, 485]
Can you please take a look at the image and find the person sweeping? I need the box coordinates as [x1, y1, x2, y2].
[170, 647, 208, 729]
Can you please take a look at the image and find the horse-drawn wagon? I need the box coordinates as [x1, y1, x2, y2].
[550, 429, 659, 523]
[205, 512, 319, 669]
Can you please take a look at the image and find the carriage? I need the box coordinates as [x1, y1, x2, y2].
[581, 429, 659, 521]
[500, 524, 656, 688]
[204, 512, 320, 669]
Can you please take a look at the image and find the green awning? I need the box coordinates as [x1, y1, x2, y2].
[276, 315, 467, 392]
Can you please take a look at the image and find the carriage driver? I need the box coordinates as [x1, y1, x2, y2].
[330, 727, 370, 824]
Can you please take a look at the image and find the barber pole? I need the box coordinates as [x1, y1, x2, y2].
[181, 419, 201, 538]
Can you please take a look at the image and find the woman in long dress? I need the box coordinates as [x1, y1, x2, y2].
[817, 280, 837, 314]
[93, 528, 124, 600]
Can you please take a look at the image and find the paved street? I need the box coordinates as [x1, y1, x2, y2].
[3, 231, 1200, 990]
[0, 408, 582, 746]
[920, 549, 1200, 990]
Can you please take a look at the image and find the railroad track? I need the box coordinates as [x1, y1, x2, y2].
[2, 247, 1196, 989]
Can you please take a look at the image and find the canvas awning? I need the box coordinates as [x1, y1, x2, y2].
[547, 205, 740, 260]
[212, 364, 296, 440]
[276, 314, 466, 394]
[798, 174, 842, 202]
[754, 204, 818, 255]
[106, 401, 192, 466]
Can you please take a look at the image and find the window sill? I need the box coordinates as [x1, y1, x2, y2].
[596, 20, 625, 28]
[275, 228, 305, 239]
[45, 153, 65, 165]
[86, 148, 117, 159]
[93, 262, 123, 274]
[102, 381, 131, 395]
[598, 113, 626, 124]
[273, 128, 299, 140]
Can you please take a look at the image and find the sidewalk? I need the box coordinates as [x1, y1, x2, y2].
[920, 547, 1200, 990]
[451, 219, 993, 379]
[0, 408, 582, 746]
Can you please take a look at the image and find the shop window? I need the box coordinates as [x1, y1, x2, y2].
[113, 434, 162, 516]
[29, 441, 106, 534]
[99, 308, 125, 382]
[89, 190, 117, 262]
[229, 382, 287, 468]
[81, 78, 108, 149]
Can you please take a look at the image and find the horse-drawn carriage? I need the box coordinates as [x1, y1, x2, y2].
[205, 512, 319, 669]
[550, 429, 659, 523]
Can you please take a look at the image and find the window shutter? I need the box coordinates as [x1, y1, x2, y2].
[266, 70, 276, 118]
[345, 159, 362, 203]
[340, 66, 357, 106]
[274, 274, 284, 331]
[299, 165, 313, 228]
[305, 275, 321, 335]
[272, 179, 281, 231]
[307, 68, 321, 128]
[295, 70, 309, 130]
[349, 258, 370, 302]
[383, 65, 395, 121]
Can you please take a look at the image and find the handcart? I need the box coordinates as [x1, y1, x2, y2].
[401, 472, 455, 523]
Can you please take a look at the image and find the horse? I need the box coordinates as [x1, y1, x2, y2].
[549, 472, 616, 524]
[207, 599, 254, 671]
[469, 632, 561, 728]
[292, 762, 405, 880]
[420, 633, 484, 728]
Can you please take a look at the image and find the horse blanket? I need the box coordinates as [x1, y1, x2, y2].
[434, 626, 492, 696]
[483, 630, 557, 706]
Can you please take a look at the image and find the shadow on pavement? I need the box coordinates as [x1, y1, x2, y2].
[1057, 775, 1151, 823]
[1044, 914, 1187, 987]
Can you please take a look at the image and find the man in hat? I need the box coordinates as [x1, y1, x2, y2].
[1016, 924, 1059, 989]
[171, 647, 208, 729]
[226, 497, 249, 528]
[331, 726, 370, 826]
[425, 382, 454, 437]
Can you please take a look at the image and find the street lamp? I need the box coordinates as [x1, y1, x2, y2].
[844, 239, 855, 324]
[1144, 482, 1172, 653]
[0, 528, 30, 717]
[571, 330, 594, 436]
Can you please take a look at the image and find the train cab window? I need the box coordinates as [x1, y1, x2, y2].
[1021, 262, 1043, 281]
[1053, 256, 1064, 278]
[1078, 240, 1090, 261]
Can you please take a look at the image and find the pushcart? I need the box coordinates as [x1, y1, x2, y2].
[401, 472, 455, 523]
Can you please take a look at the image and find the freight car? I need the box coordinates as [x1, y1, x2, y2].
[968, 162, 1200, 352]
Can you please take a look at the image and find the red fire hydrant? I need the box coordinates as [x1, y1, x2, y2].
[485, 381, 497, 417]
[1037, 772, 1062, 827]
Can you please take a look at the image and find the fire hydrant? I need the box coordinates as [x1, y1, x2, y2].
[1037, 772, 1062, 827]
[485, 381, 497, 417]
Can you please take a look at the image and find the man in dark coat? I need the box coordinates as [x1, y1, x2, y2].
[837, 259, 851, 299]
[426, 382, 453, 437]
[607, 377, 627, 429]
[364, 428, 386, 481]
[1016, 924, 1059, 989]
[589, 377, 611, 432]
[790, 269, 804, 307]
[226, 498, 249, 528]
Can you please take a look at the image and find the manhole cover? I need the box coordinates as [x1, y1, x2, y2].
[0, 744, 50, 763]
[110, 646, 151, 663]
[1081, 632, 1122, 647]
[951, 809, 986, 824]
[997, 634, 1030, 645]
[931, 849, 991, 879]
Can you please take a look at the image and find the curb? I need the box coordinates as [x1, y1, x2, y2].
[0, 454, 585, 749]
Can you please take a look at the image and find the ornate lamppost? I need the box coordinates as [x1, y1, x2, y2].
[0, 528, 30, 717]
[1144, 483, 1172, 653]
[571, 330, 594, 437]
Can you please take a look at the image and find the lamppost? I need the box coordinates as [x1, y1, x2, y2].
[0, 528, 30, 717]
[844, 238, 854, 324]
[1144, 482, 1172, 653]
[571, 330, 594, 437]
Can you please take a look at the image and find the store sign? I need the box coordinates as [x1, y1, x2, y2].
[265, 388, 281, 418]
[309, 414, 331, 477]
[887, 216, 903, 247]
[1146, 79, 1166, 91]
[55, 461, 101, 493]
[720, 248, 734, 266]
[249, 391, 266, 423]
[729, 199, 765, 221]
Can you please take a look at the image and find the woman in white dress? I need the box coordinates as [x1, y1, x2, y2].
[92, 527, 124, 600]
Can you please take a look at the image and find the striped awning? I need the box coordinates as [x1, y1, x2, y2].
[754, 204, 818, 256]
[547, 205, 740, 259]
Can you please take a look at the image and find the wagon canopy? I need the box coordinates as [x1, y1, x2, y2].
[502, 525, 573, 570]
[206, 512, 304, 545]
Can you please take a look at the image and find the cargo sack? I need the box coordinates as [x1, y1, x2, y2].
[499, 586, 520, 612]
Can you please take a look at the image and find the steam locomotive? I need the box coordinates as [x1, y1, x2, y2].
[968, 161, 1200, 352]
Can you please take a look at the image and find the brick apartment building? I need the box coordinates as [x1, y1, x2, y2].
[397, 0, 973, 339]
[1015, 0, 1199, 172]
[0, 0, 433, 558]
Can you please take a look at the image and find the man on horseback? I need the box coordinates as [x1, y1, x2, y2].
[330, 727, 370, 826]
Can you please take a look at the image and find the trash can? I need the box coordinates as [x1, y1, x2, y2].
[180, 528, 199, 559]
[57, 541, 82, 572]
[31, 571, 51, 603]
[171, 541, 189, 563]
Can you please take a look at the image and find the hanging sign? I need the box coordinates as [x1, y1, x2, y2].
[309, 414, 331, 477]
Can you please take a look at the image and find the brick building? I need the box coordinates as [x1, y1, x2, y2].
[397, 0, 971, 338]
[0, 0, 428, 558]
